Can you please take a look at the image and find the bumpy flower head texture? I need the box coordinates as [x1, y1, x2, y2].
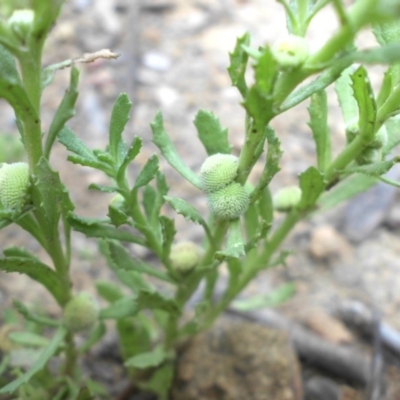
[271, 35, 309, 69]
[273, 186, 302, 212]
[170, 241, 202, 274]
[0, 162, 30, 210]
[63, 292, 99, 333]
[200, 154, 239, 194]
[208, 182, 250, 220]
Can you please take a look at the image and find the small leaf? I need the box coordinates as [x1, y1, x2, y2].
[0, 326, 67, 394]
[194, 110, 231, 155]
[45, 67, 79, 158]
[134, 154, 159, 189]
[159, 216, 176, 259]
[9, 332, 50, 348]
[335, 66, 358, 126]
[254, 47, 278, 97]
[109, 93, 132, 163]
[344, 158, 399, 177]
[0, 252, 66, 305]
[297, 166, 325, 210]
[143, 362, 174, 400]
[308, 89, 331, 171]
[13, 299, 60, 327]
[99, 297, 138, 319]
[79, 322, 106, 353]
[351, 66, 376, 141]
[96, 281, 124, 302]
[124, 346, 169, 369]
[68, 213, 146, 245]
[227, 32, 250, 97]
[151, 112, 202, 189]
[137, 291, 180, 316]
[117, 136, 142, 183]
[57, 127, 97, 161]
[216, 219, 245, 259]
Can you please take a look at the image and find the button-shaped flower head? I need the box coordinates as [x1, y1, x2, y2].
[63, 292, 99, 333]
[0, 162, 30, 210]
[200, 153, 239, 194]
[273, 186, 302, 212]
[208, 182, 250, 220]
[170, 241, 202, 275]
[271, 35, 309, 69]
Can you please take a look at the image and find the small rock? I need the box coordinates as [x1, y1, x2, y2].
[173, 316, 302, 400]
[309, 225, 353, 262]
[304, 376, 340, 400]
[142, 51, 172, 72]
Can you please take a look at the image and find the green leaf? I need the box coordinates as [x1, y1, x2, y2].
[99, 297, 138, 319]
[335, 66, 358, 126]
[136, 291, 180, 316]
[0, 326, 66, 394]
[159, 216, 176, 259]
[96, 281, 124, 302]
[109, 93, 132, 163]
[194, 110, 231, 155]
[164, 196, 211, 239]
[351, 66, 376, 141]
[13, 299, 60, 327]
[117, 136, 142, 183]
[9, 332, 50, 348]
[308, 90, 331, 171]
[143, 362, 174, 400]
[44, 67, 79, 158]
[385, 115, 400, 153]
[227, 32, 250, 97]
[344, 158, 399, 177]
[57, 126, 97, 161]
[254, 47, 278, 97]
[151, 112, 202, 189]
[32, 0, 64, 39]
[232, 282, 295, 311]
[216, 219, 245, 259]
[134, 154, 159, 189]
[142, 185, 157, 223]
[124, 346, 169, 369]
[67, 213, 146, 245]
[297, 166, 325, 210]
[317, 173, 377, 212]
[0, 251, 66, 305]
[103, 240, 176, 284]
[79, 322, 106, 354]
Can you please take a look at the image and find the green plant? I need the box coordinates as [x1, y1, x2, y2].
[1, 0, 400, 399]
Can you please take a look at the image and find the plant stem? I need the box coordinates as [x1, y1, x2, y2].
[63, 331, 78, 378]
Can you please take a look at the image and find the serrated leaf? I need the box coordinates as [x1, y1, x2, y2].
[45, 67, 79, 158]
[150, 112, 202, 189]
[142, 185, 157, 222]
[68, 213, 146, 245]
[124, 346, 168, 369]
[103, 240, 176, 284]
[351, 66, 376, 141]
[216, 219, 245, 259]
[134, 154, 159, 189]
[0, 326, 66, 395]
[109, 93, 132, 163]
[335, 66, 358, 126]
[100, 297, 139, 319]
[159, 216, 176, 258]
[308, 90, 331, 171]
[194, 110, 231, 155]
[243, 85, 273, 134]
[385, 116, 400, 153]
[297, 166, 325, 210]
[0, 253, 66, 305]
[254, 47, 278, 97]
[227, 32, 250, 97]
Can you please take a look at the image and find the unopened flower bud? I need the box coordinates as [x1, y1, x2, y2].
[271, 35, 309, 69]
[273, 186, 302, 212]
[0, 162, 30, 210]
[208, 182, 250, 220]
[63, 292, 99, 333]
[200, 154, 239, 194]
[170, 241, 202, 274]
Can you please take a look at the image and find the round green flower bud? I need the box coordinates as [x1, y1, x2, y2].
[271, 35, 309, 69]
[208, 182, 250, 220]
[170, 241, 202, 274]
[200, 153, 239, 194]
[273, 186, 302, 212]
[7, 9, 34, 43]
[0, 162, 30, 210]
[63, 292, 99, 333]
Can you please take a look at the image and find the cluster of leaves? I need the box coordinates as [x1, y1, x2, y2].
[1, 0, 400, 399]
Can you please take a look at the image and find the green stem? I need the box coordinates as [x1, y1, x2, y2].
[63, 331, 78, 378]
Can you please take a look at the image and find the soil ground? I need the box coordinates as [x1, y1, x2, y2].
[1, 0, 400, 399]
